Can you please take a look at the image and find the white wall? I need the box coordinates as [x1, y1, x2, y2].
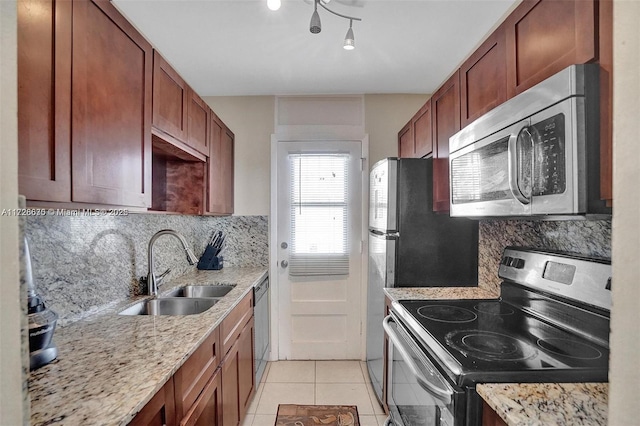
[609, 1, 640, 424]
[204, 94, 428, 215]
[0, 1, 27, 424]
[364, 94, 431, 166]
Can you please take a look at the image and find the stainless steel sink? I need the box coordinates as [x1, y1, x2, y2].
[165, 285, 235, 298]
[118, 297, 219, 316]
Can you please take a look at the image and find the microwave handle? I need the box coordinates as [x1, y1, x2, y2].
[383, 316, 452, 403]
[508, 125, 532, 205]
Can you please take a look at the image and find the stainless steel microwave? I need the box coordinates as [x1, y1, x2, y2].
[449, 64, 610, 218]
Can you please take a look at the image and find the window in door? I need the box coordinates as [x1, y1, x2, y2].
[289, 153, 349, 276]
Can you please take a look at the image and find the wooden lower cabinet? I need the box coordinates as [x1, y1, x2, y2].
[221, 317, 255, 426]
[237, 317, 255, 416]
[221, 343, 240, 426]
[130, 379, 176, 426]
[482, 401, 507, 426]
[179, 369, 223, 426]
[174, 328, 221, 421]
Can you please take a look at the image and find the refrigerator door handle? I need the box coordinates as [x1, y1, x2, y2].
[369, 229, 399, 239]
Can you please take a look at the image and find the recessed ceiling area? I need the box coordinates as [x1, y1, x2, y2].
[112, 0, 518, 96]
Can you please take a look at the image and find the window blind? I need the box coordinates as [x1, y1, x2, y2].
[289, 153, 349, 276]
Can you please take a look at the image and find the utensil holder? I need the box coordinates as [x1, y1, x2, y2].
[197, 245, 224, 270]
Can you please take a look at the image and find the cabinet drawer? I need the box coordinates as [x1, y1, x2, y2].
[173, 327, 220, 419]
[179, 368, 222, 426]
[221, 292, 253, 356]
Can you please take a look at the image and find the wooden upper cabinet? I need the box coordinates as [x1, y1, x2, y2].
[208, 114, 234, 215]
[460, 25, 507, 127]
[398, 99, 432, 159]
[431, 71, 460, 213]
[71, 0, 152, 207]
[398, 121, 413, 158]
[187, 90, 210, 156]
[505, 0, 597, 97]
[598, 0, 613, 205]
[18, 0, 72, 202]
[413, 99, 433, 158]
[153, 51, 189, 142]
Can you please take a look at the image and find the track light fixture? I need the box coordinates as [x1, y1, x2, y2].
[308, 0, 362, 50]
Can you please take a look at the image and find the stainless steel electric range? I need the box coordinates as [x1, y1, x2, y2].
[383, 247, 611, 426]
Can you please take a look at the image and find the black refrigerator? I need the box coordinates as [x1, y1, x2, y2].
[366, 157, 479, 404]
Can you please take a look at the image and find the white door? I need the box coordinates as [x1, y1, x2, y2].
[276, 140, 364, 360]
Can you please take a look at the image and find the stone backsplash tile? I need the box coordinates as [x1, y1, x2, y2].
[478, 219, 611, 294]
[24, 213, 267, 326]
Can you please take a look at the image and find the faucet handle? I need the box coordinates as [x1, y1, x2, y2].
[156, 268, 171, 285]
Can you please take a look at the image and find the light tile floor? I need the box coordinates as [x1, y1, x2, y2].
[242, 361, 389, 426]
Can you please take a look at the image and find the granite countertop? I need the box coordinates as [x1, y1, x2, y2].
[28, 267, 268, 426]
[384, 286, 499, 302]
[477, 383, 608, 426]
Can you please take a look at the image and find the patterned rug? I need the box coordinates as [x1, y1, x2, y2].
[275, 404, 360, 426]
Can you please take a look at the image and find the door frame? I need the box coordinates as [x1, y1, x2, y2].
[270, 134, 369, 361]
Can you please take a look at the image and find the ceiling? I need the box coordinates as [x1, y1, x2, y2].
[112, 0, 518, 96]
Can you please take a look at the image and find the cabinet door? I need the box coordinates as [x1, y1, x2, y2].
[598, 0, 613, 206]
[481, 401, 507, 426]
[130, 378, 176, 426]
[460, 25, 507, 127]
[179, 369, 223, 426]
[431, 71, 460, 213]
[505, 0, 596, 97]
[398, 121, 413, 158]
[208, 115, 234, 215]
[187, 90, 210, 156]
[153, 52, 189, 142]
[220, 292, 253, 356]
[413, 99, 433, 158]
[221, 341, 240, 426]
[17, 0, 71, 202]
[237, 317, 255, 420]
[71, 0, 152, 207]
[174, 328, 221, 420]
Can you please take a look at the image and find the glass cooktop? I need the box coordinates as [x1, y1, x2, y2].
[393, 299, 609, 386]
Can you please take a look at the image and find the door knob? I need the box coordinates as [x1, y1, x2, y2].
[281, 260, 288, 268]
[281, 242, 288, 249]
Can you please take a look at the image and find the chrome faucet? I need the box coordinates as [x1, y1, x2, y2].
[145, 229, 199, 296]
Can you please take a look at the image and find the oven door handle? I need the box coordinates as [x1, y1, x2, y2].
[383, 316, 452, 403]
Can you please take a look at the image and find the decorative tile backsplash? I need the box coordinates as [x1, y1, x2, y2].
[478, 218, 612, 294]
[24, 213, 268, 326]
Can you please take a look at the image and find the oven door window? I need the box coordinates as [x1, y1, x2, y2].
[385, 317, 460, 426]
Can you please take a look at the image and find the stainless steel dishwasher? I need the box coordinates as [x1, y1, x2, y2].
[254, 276, 270, 384]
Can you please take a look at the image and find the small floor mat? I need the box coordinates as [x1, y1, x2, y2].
[275, 404, 360, 426]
